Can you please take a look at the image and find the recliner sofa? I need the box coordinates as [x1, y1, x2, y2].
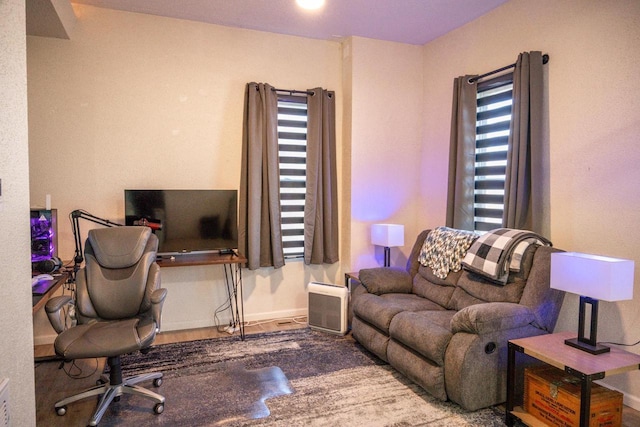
[351, 228, 565, 411]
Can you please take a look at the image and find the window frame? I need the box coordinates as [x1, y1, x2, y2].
[277, 94, 308, 259]
[473, 73, 514, 233]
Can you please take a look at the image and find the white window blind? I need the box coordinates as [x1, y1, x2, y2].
[277, 96, 307, 258]
[474, 77, 513, 232]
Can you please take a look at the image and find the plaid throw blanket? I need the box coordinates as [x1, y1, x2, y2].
[418, 227, 480, 279]
[462, 228, 551, 284]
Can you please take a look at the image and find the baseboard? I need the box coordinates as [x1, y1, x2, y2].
[595, 380, 640, 411]
[33, 334, 56, 346]
[34, 309, 310, 343]
[244, 308, 308, 323]
[160, 308, 308, 332]
[624, 392, 640, 411]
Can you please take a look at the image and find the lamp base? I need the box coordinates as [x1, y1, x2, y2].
[383, 247, 390, 267]
[564, 337, 610, 355]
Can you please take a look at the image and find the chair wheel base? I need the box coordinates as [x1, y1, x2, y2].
[53, 372, 165, 426]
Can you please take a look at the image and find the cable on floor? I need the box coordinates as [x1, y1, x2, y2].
[60, 358, 99, 380]
[244, 316, 308, 328]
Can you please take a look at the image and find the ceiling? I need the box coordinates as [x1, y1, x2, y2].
[68, 0, 510, 45]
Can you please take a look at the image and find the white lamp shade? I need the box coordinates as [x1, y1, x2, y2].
[371, 224, 404, 247]
[550, 252, 634, 302]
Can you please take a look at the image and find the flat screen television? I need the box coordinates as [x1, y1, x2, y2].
[125, 189, 238, 256]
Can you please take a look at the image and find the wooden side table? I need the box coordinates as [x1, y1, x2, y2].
[506, 331, 640, 426]
[344, 272, 359, 289]
[344, 272, 361, 329]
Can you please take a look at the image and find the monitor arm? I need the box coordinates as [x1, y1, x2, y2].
[70, 209, 123, 279]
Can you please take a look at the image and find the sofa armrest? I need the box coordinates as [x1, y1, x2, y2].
[358, 267, 412, 295]
[450, 302, 536, 335]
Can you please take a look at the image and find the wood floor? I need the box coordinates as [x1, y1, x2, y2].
[34, 318, 640, 426]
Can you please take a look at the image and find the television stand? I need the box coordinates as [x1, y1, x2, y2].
[156, 251, 247, 340]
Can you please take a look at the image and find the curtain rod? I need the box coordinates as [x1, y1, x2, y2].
[271, 87, 313, 96]
[468, 53, 549, 84]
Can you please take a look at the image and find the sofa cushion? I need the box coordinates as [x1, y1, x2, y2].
[359, 267, 413, 295]
[389, 310, 456, 366]
[388, 339, 448, 401]
[353, 293, 442, 334]
[416, 264, 462, 287]
[518, 246, 566, 332]
[449, 271, 527, 311]
[448, 287, 484, 310]
[351, 317, 390, 362]
[411, 266, 461, 308]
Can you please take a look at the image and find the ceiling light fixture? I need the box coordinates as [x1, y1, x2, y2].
[296, 0, 325, 11]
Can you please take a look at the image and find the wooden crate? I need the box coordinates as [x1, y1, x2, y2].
[524, 365, 623, 427]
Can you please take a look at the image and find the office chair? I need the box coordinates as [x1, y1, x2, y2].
[45, 226, 167, 426]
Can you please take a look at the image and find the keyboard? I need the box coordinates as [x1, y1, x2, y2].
[32, 277, 57, 296]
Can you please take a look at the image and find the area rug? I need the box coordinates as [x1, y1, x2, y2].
[98, 328, 505, 426]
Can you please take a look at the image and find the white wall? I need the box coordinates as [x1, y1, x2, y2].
[421, 0, 640, 407]
[0, 0, 37, 425]
[345, 36, 424, 271]
[28, 4, 344, 341]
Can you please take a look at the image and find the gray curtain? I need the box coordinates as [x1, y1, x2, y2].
[239, 82, 284, 270]
[304, 88, 339, 264]
[504, 51, 545, 233]
[446, 75, 477, 230]
[447, 51, 545, 233]
[239, 83, 338, 269]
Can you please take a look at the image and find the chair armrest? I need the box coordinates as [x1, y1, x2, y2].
[358, 267, 412, 295]
[450, 302, 536, 335]
[150, 288, 168, 331]
[45, 295, 73, 334]
[151, 288, 167, 304]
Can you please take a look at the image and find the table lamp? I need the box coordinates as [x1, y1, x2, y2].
[550, 252, 634, 355]
[371, 224, 404, 267]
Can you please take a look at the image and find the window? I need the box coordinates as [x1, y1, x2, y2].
[473, 75, 513, 232]
[277, 95, 308, 258]
[241, 83, 337, 269]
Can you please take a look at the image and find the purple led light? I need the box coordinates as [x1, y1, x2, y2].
[31, 212, 54, 262]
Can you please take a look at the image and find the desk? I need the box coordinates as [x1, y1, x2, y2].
[506, 331, 640, 426]
[156, 252, 247, 340]
[32, 271, 70, 314]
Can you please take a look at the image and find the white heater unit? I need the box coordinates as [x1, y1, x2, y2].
[308, 282, 348, 335]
